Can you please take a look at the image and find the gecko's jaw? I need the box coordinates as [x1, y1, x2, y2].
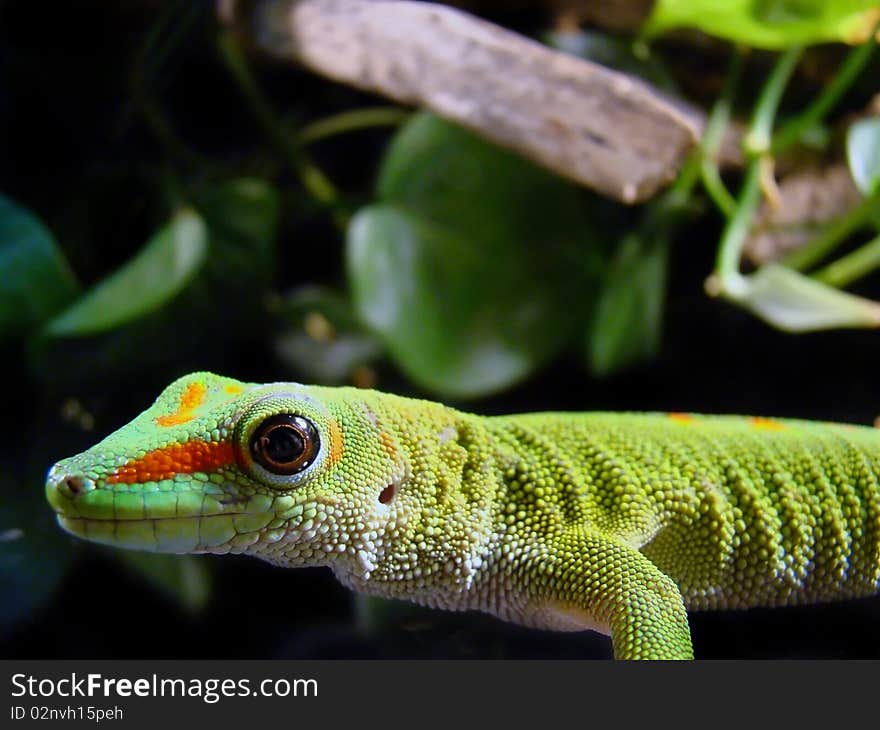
[44, 461, 272, 554]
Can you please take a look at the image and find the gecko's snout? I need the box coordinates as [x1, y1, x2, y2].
[45, 464, 96, 513]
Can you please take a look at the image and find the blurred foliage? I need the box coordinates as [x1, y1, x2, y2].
[0, 194, 79, 339]
[44, 208, 207, 337]
[348, 113, 607, 397]
[1, 0, 879, 657]
[645, 0, 880, 48]
[588, 235, 667, 376]
[847, 117, 880, 196]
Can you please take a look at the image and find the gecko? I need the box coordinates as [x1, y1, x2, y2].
[45, 372, 880, 659]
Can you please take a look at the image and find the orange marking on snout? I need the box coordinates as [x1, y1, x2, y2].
[107, 441, 234, 484]
[668, 412, 694, 424]
[749, 416, 785, 431]
[224, 385, 243, 394]
[155, 382, 207, 427]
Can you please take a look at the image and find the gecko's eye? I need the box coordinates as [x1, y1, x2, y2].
[249, 414, 320, 475]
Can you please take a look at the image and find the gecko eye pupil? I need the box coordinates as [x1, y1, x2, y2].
[250, 415, 319, 475]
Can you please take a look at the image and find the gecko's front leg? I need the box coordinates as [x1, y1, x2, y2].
[514, 532, 693, 659]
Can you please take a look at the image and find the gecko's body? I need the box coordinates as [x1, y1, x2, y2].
[46, 372, 880, 658]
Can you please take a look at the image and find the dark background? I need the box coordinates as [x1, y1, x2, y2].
[2, 1, 880, 659]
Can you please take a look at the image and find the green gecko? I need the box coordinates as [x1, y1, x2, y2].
[45, 372, 880, 659]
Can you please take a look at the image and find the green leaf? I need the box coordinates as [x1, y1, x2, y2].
[643, 0, 879, 49]
[44, 208, 207, 336]
[274, 286, 382, 384]
[347, 113, 606, 399]
[117, 552, 212, 615]
[29, 179, 280, 384]
[847, 117, 880, 197]
[0, 194, 79, 340]
[588, 236, 668, 376]
[721, 264, 880, 331]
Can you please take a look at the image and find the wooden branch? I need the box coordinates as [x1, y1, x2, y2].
[230, 0, 709, 203]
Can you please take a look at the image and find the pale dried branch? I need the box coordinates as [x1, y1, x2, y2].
[226, 0, 714, 203]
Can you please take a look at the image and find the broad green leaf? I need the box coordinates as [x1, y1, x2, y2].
[0, 194, 79, 340]
[44, 208, 207, 336]
[644, 0, 879, 49]
[30, 179, 280, 383]
[274, 286, 382, 384]
[721, 264, 880, 331]
[847, 118, 880, 197]
[348, 113, 605, 399]
[117, 552, 212, 615]
[588, 236, 668, 376]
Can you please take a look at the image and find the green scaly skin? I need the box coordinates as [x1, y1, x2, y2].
[46, 372, 880, 659]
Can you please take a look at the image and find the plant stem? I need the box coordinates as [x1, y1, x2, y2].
[701, 161, 737, 218]
[770, 28, 880, 281]
[813, 233, 880, 288]
[783, 191, 880, 271]
[772, 30, 878, 154]
[298, 107, 412, 145]
[744, 46, 803, 156]
[713, 160, 761, 285]
[216, 32, 339, 207]
[712, 48, 802, 289]
[700, 51, 742, 218]
[133, 1, 213, 170]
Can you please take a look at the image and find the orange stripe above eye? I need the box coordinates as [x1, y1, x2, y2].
[156, 382, 207, 427]
[107, 440, 235, 484]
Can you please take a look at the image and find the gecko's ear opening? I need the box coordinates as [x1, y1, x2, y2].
[378, 483, 396, 504]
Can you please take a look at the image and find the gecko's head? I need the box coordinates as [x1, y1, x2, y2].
[45, 372, 406, 565]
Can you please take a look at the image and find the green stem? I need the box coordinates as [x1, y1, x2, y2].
[139, 0, 203, 87]
[640, 149, 702, 240]
[133, 1, 213, 170]
[744, 46, 803, 156]
[714, 160, 762, 282]
[782, 191, 880, 271]
[813, 232, 880, 288]
[701, 162, 737, 218]
[658, 150, 700, 214]
[772, 30, 878, 154]
[700, 51, 742, 218]
[216, 32, 339, 207]
[713, 48, 802, 287]
[298, 107, 412, 145]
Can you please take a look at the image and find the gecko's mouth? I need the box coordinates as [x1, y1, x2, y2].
[53, 513, 259, 553]
[45, 464, 271, 553]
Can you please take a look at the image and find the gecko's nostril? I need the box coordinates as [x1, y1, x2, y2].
[46, 468, 96, 512]
[63, 475, 86, 494]
[58, 474, 96, 496]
